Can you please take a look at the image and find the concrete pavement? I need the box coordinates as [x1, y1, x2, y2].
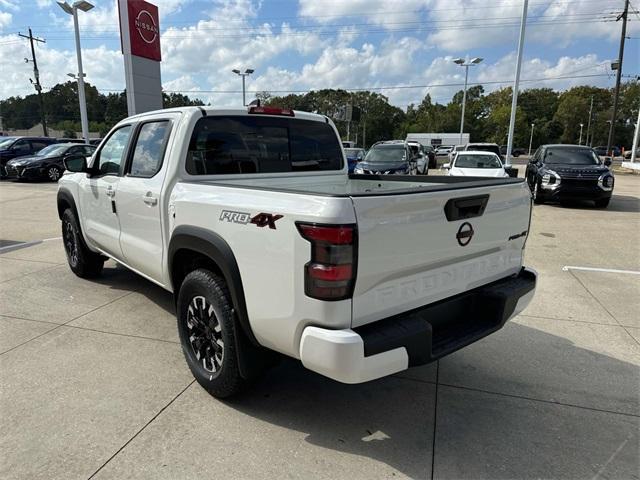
[1, 175, 638, 479]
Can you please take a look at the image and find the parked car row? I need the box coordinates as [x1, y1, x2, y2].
[0, 135, 99, 181]
[5, 143, 97, 181]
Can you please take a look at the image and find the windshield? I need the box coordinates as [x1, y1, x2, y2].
[36, 144, 69, 157]
[454, 154, 503, 169]
[545, 147, 600, 165]
[364, 145, 406, 165]
[0, 137, 16, 150]
[344, 148, 364, 159]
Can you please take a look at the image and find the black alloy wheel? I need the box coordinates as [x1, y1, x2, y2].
[186, 295, 225, 374]
[63, 217, 79, 268]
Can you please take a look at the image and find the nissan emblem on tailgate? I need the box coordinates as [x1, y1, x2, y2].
[456, 222, 474, 246]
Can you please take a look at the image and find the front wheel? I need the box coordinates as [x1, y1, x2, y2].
[532, 182, 544, 204]
[61, 209, 104, 278]
[177, 269, 253, 398]
[47, 165, 62, 182]
[595, 198, 610, 208]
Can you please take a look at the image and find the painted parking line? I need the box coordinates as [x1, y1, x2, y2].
[562, 265, 640, 275]
[0, 236, 61, 254]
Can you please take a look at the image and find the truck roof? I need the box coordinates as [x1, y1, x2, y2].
[121, 106, 329, 124]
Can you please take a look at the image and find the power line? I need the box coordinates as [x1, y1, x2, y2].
[47, 72, 632, 96]
[13, 0, 624, 30]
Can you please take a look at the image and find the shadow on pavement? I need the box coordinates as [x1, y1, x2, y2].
[90, 265, 638, 479]
[543, 193, 639, 213]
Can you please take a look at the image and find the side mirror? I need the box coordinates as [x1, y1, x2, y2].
[443, 163, 451, 169]
[604, 157, 612, 167]
[63, 154, 88, 173]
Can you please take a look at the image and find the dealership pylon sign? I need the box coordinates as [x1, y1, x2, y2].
[118, 0, 162, 115]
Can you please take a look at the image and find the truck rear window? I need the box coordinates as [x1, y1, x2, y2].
[186, 116, 343, 175]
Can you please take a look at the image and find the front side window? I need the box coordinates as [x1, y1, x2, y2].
[97, 126, 132, 175]
[186, 116, 343, 175]
[30, 141, 50, 152]
[129, 121, 171, 177]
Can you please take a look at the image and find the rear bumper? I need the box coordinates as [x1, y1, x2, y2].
[299, 267, 537, 384]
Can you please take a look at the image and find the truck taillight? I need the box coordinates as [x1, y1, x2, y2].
[296, 223, 357, 301]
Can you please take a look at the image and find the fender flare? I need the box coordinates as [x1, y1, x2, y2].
[168, 225, 258, 346]
[57, 188, 79, 220]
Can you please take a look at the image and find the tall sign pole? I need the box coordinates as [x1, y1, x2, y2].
[118, 0, 163, 115]
[505, 0, 528, 167]
[606, 0, 629, 156]
[19, 28, 48, 136]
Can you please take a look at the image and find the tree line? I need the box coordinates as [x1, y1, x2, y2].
[263, 82, 638, 149]
[0, 81, 204, 137]
[1, 80, 638, 150]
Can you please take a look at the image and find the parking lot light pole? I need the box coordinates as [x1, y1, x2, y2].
[232, 68, 254, 106]
[57, 1, 93, 142]
[453, 57, 483, 145]
[528, 123, 535, 156]
[505, 0, 529, 167]
[579, 123, 584, 145]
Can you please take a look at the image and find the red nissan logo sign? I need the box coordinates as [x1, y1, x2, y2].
[135, 10, 158, 44]
[124, 0, 161, 61]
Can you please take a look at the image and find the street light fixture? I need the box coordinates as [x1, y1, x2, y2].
[232, 68, 255, 106]
[528, 123, 535, 156]
[579, 123, 584, 145]
[57, 0, 93, 142]
[452, 56, 483, 145]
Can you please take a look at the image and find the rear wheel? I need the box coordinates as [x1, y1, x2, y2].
[177, 269, 252, 398]
[595, 198, 610, 208]
[61, 209, 104, 278]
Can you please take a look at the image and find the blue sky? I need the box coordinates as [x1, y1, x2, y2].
[0, 0, 638, 108]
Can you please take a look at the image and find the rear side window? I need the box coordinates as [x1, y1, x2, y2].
[31, 140, 50, 152]
[186, 116, 343, 175]
[128, 121, 171, 177]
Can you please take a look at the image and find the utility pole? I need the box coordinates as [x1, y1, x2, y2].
[586, 96, 594, 146]
[606, 0, 629, 156]
[19, 28, 48, 137]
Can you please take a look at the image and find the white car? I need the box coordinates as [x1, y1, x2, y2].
[435, 145, 454, 156]
[448, 145, 466, 163]
[444, 151, 510, 178]
[57, 106, 536, 398]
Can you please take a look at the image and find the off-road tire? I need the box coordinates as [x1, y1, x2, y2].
[61, 208, 104, 278]
[177, 268, 249, 398]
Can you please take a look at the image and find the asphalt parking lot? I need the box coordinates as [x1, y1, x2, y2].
[1, 170, 639, 480]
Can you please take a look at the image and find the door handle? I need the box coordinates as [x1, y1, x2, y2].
[106, 186, 115, 197]
[143, 194, 158, 206]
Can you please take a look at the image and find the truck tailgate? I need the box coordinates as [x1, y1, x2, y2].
[350, 180, 531, 327]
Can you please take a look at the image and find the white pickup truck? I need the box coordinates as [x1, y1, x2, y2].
[57, 106, 536, 398]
